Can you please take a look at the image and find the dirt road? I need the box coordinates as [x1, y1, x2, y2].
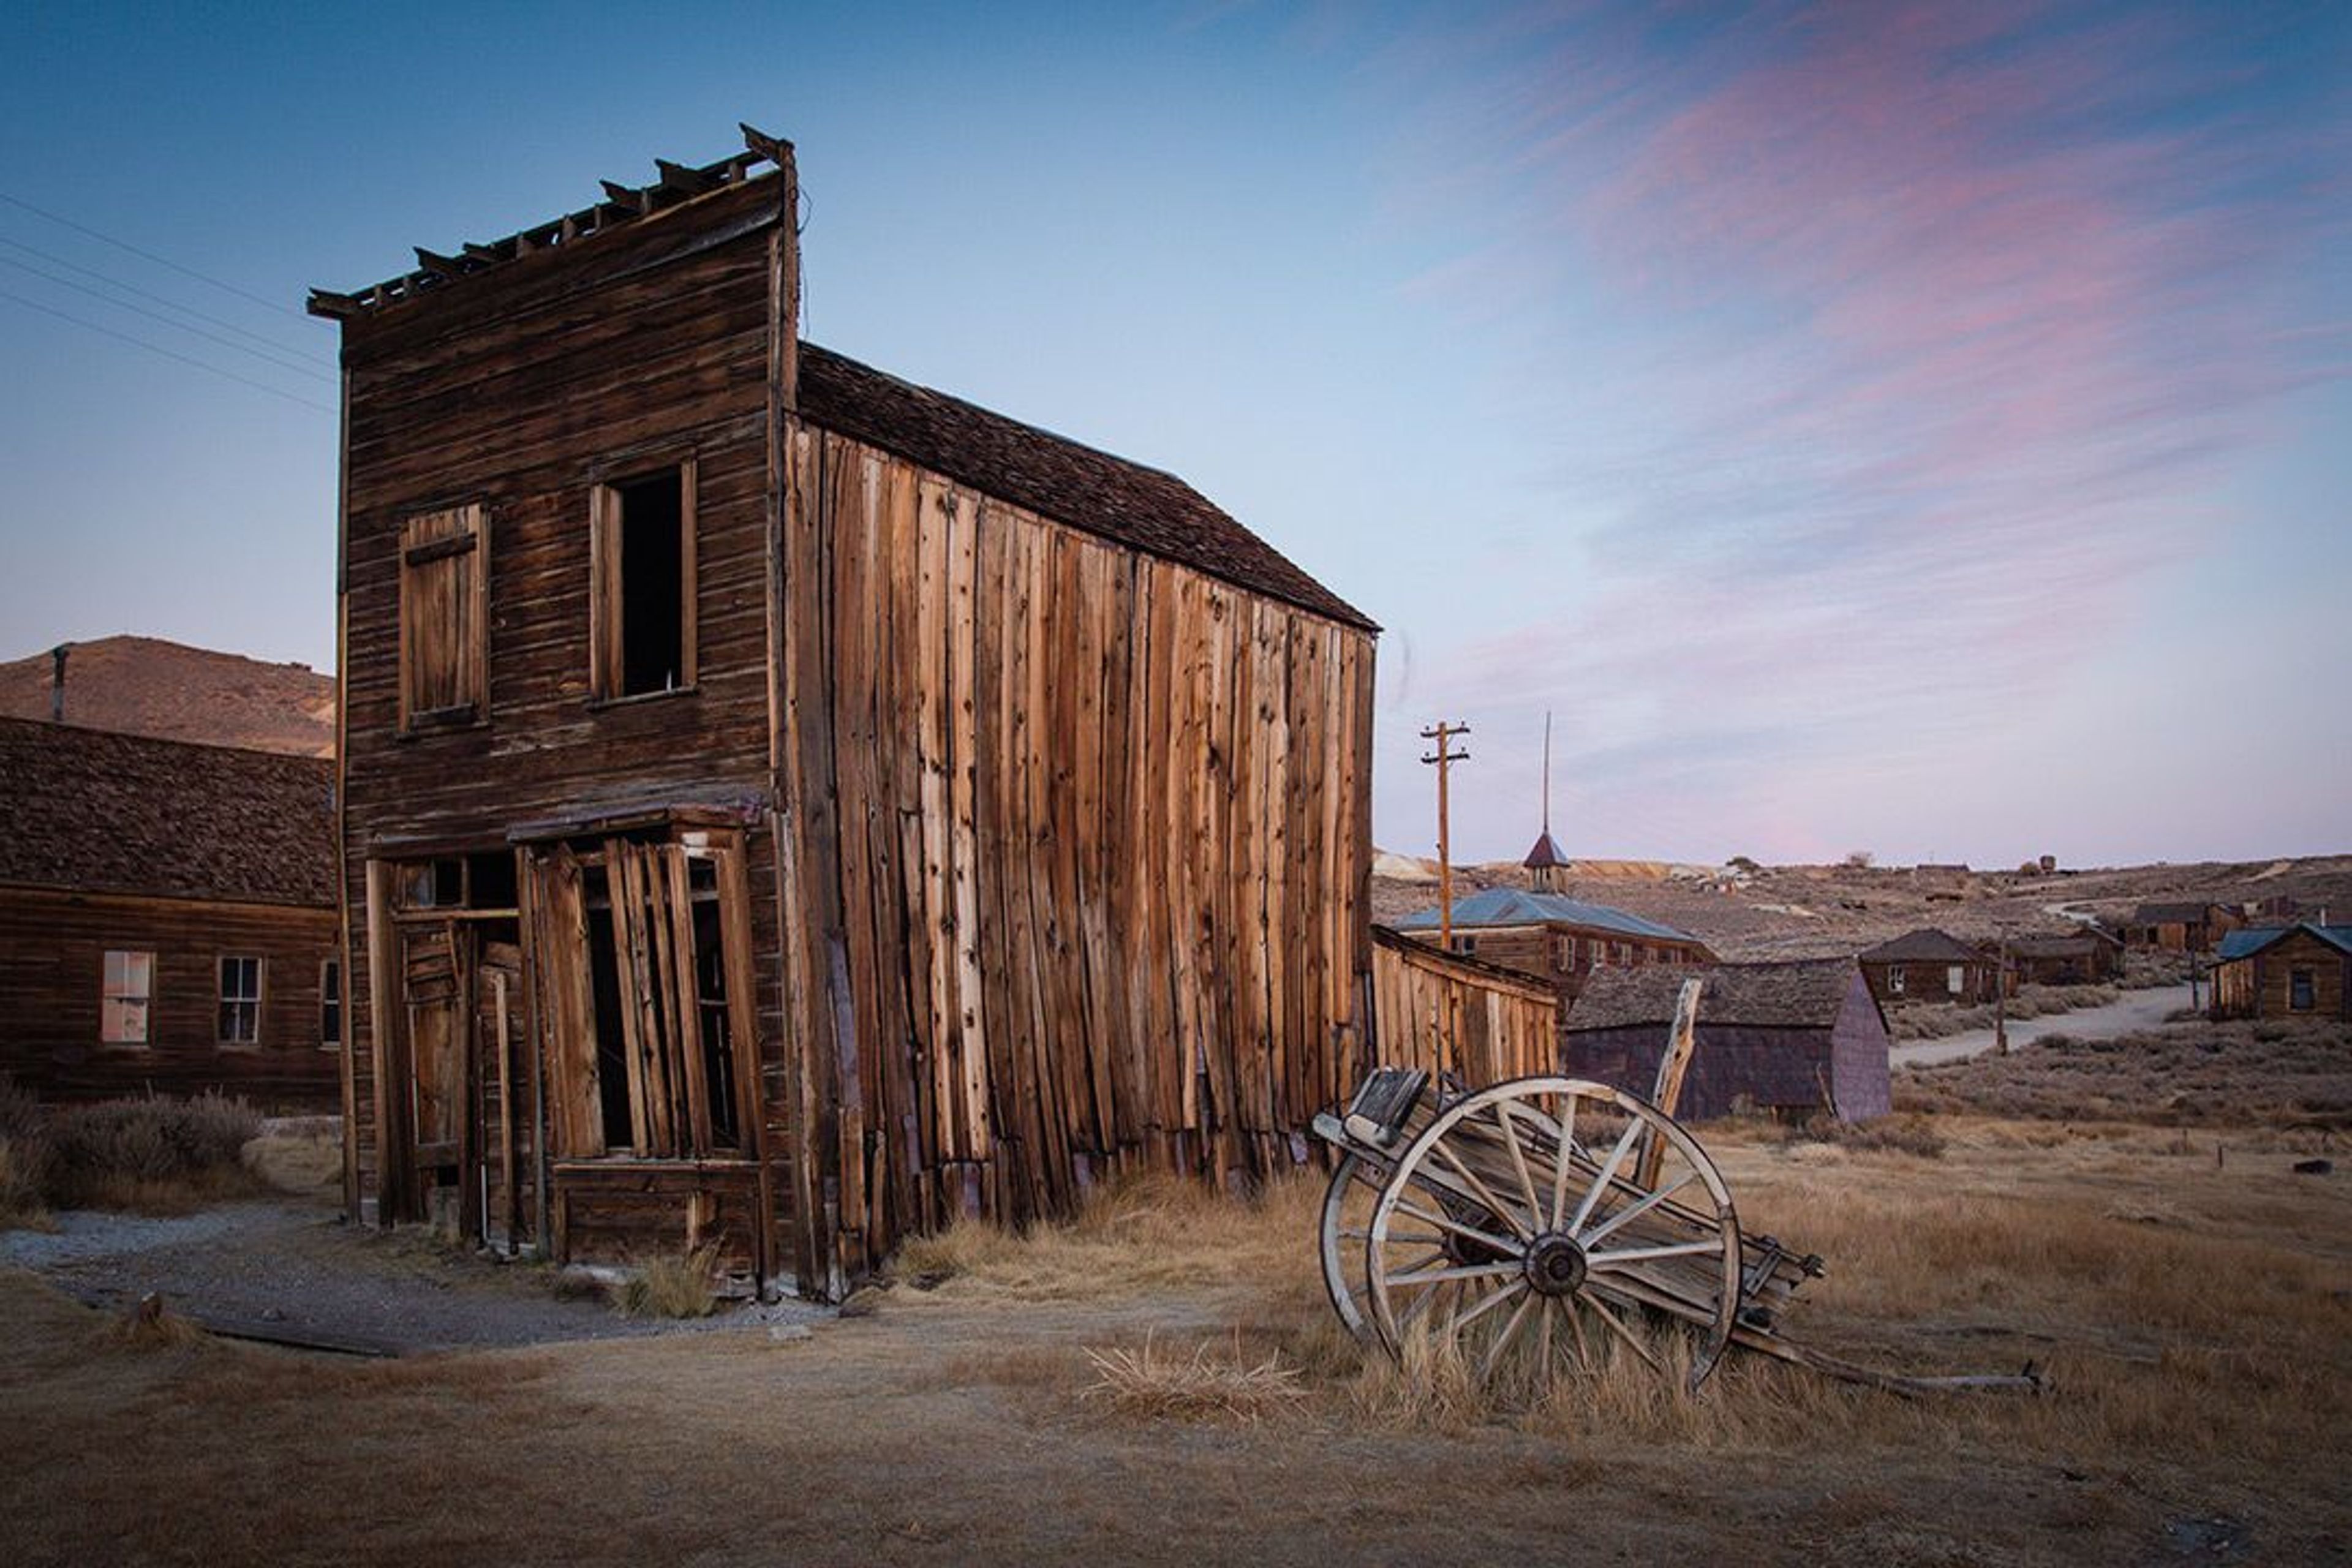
[1891, 983, 2193, 1067]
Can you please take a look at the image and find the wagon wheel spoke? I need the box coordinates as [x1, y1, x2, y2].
[1586, 1239, 1724, 1269]
[1548, 1093, 1581, 1230]
[1581, 1291, 1664, 1373]
[1441, 1277, 1525, 1341]
[1390, 1196, 1525, 1259]
[1578, 1171, 1698, 1247]
[1567, 1117, 1645, 1237]
[1478, 1289, 1540, 1382]
[1493, 1101, 1545, 1234]
[1388, 1260, 1524, 1289]
[1428, 1139, 1532, 1242]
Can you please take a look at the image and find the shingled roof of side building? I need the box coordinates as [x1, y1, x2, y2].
[1391, 886, 1700, 944]
[1565, 959, 1874, 1033]
[797, 344, 1373, 631]
[0, 717, 337, 907]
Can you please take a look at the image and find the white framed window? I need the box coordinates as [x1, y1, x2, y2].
[102, 949, 154, 1044]
[1888, 965, 1907, 995]
[218, 956, 263, 1046]
[1947, 965, 1965, 995]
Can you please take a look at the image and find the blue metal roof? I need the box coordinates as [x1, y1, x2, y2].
[1393, 886, 1700, 943]
[2217, 924, 2352, 962]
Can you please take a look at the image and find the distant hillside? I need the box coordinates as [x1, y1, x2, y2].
[0, 636, 333, 758]
[1372, 848, 2352, 959]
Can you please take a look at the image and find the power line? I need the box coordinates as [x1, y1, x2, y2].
[0, 189, 304, 320]
[0, 286, 333, 414]
[0, 233, 330, 368]
[0, 252, 333, 383]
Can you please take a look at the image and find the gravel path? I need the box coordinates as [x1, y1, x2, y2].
[1891, 983, 2195, 1068]
[1, 1197, 826, 1354]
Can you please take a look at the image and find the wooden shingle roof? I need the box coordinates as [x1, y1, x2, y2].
[797, 345, 1373, 631]
[0, 718, 336, 908]
[1856, 928, 1981, 963]
[1565, 959, 1866, 1033]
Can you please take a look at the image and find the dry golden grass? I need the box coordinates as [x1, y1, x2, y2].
[1082, 1330, 1305, 1422]
[91, 1292, 208, 1354]
[614, 1244, 722, 1319]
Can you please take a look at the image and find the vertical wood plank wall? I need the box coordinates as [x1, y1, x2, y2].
[775, 427, 1376, 1287]
[1366, 925, 1559, 1089]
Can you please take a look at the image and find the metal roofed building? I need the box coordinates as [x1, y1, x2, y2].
[1392, 886, 1715, 1009]
[2211, 923, 2352, 1020]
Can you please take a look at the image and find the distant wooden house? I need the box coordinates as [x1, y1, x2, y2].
[0, 717, 341, 1105]
[311, 130, 1378, 1297]
[2210, 924, 2352, 1021]
[2000, 927, 2122, 987]
[1390, 887, 1714, 1009]
[1856, 928, 2002, 1005]
[1561, 959, 1890, 1121]
[2123, 902, 2244, 954]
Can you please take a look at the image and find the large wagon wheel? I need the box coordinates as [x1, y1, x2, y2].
[1317, 1152, 1388, 1343]
[1363, 1076, 1743, 1393]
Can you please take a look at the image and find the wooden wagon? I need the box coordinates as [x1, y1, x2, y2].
[1313, 1056, 2043, 1396]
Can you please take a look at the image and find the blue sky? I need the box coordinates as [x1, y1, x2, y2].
[1, 2, 2344, 867]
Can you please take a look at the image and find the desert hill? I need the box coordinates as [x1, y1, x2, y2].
[0, 636, 334, 758]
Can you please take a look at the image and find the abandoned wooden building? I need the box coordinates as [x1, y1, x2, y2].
[1561, 959, 1891, 1122]
[311, 130, 1378, 1297]
[2123, 901, 2244, 953]
[2000, 927, 2122, 988]
[1391, 886, 1713, 1008]
[2209, 924, 2352, 1021]
[0, 717, 341, 1105]
[1856, 927, 2003, 1006]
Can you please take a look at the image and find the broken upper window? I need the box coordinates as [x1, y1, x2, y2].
[398, 502, 489, 731]
[101, 949, 154, 1044]
[218, 956, 263, 1046]
[591, 460, 697, 699]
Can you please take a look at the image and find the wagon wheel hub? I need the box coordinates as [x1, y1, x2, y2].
[1523, 1232, 1588, 1298]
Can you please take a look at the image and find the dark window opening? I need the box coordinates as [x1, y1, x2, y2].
[467, 851, 518, 910]
[604, 468, 690, 698]
[2290, 968, 2315, 1012]
[692, 894, 739, 1149]
[320, 959, 342, 1047]
[584, 872, 634, 1150]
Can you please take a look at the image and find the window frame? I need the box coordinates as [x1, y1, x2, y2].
[589, 454, 698, 704]
[320, 957, 343, 1050]
[396, 501, 490, 734]
[100, 948, 156, 1046]
[1888, 965, 1907, 996]
[217, 954, 265, 1047]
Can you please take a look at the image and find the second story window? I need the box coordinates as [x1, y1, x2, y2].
[398, 502, 489, 731]
[591, 459, 697, 699]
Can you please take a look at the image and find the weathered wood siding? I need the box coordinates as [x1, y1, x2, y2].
[1367, 925, 1558, 1088]
[2211, 931, 2352, 1021]
[1561, 974, 1890, 1122]
[336, 176, 793, 1231]
[0, 886, 339, 1105]
[774, 427, 1377, 1289]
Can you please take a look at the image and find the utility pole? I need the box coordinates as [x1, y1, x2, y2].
[1421, 721, 1471, 949]
[1994, 925, 2011, 1056]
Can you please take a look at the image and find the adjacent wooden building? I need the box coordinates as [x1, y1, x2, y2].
[1367, 924, 1558, 1089]
[1561, 959, 1891, 1122]
[2210, 924, 2352, 1021]
[311, 131, 1378, 1297]
[1390, 887, 1714, 1008]
[0, 717, 341, 1106]
[2001, 927, 2122, 987]
[2123, 901, 2244, 954]
[1856, 928, 2003, 1006]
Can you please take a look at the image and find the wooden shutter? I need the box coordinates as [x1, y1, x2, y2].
[398, 503, 489, 729]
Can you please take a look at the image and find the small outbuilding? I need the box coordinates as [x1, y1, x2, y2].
[2209, 924, 2352, 1021]
[1561, 959, 1891, 1122]
[2124, 902, 2244, 954]
[1857, 928, 2003, 1006]
[1391, 886, 1714, 1008]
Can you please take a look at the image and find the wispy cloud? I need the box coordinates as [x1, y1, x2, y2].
[1364, 1, 2348, 858]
